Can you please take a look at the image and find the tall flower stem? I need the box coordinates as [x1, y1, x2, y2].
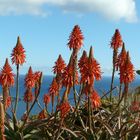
[110, 49, 117, 101]
[72, 50, 78, 107]
[0, 102, 5, 140]
[2, 86, 9, 112]
[74, 84, 84, 113]
[26, 102, 29, 114]
[119, 84, 122, 100]
[73, 60, 77, 107]
[88, 92, 92, 133]
[51, 94, 54, 114]
[56, 78, 61, 106]
[14, 64, 19, 115]
[123, 83, 129, 106]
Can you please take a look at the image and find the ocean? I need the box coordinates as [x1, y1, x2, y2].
[0, 75, 140, 119]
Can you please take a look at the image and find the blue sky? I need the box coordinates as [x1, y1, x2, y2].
[0, 0, 140, 76]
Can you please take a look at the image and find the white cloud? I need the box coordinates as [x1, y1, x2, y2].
[0, 0, 138, 22]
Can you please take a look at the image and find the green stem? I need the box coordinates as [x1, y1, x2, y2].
[26, 102, 29, 114]
[123, 83, 129, 106]
[119, 84, 122, 100]
[74, 84, 84, 113]
[88, 92, 92, 133]
[2, 86, 9, 112]
[51, 94, 54, 114]
[110, 49, 117, 102]
[73, 53, 77, 107]
[110, 64, 115, 101]
[14, 64, 19, 115]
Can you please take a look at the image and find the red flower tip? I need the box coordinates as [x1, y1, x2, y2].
[57, 101, 71, 118]
[38, 109, 47, 120]
[78, 50, 88, 74]
[43, 94, 51, 105]
[11, 36, 26, 65]
[53, 55, 66, 74]
[111, 29, 123, 50]
[120, 51, 135, 84]
[89, 46, 94, 59]
[49, 78, 59, 96]
[25, 66, 35, 88]
[24, 89, 34, 103]
[90, 90, 101, 109]
[68, 25, 84, 51]
[0, 58, 14, 87]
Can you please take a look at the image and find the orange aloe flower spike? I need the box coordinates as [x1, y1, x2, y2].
[62, 64, 79, 88]
[5, 96, 12, 109]
[38, 109, 47, 120]
[53, 55, 66, 75]
[78, 50, 88, 74]
[111, 29, 123, 50]
[90, 90, 101, 109]
[49, 78, 59, 113]
[49, 78, 59, 96]
[115, 43, 127, 71]
[120, 52, 135, 84]
[68, 25, 84, 51]
[25, 66, 35, 88]
[57, 101, 71, 119]
[80, 47, 101, 85]
[11, 36, 26, 65]
[0, 58, 14, 87]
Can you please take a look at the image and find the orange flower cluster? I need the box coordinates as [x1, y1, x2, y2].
[78, 50, 88, 74]
[43, 94, 51, 105]
[111, 29, 123, 50]
[11, 36, 26, 65]
[5, 96, 12, 109]
[84, 85, 101, 109]
[57, 101, 71, 119]
[0, 59, 14, 110]
[90, 90, 101, 109]
[68, 25, 84, 51]
[120, 52, 135, 84]
[25, 66, 35, 89]
[53, 55, 66, 75]
[62, 64, 79, 88]
[115, 43, 127, 71]
[38, 109, 47, 119]
[49, 78, 59, 96]
[24, 89, 34, 103]
[0, 59, 14, 87]
[80, 47, 101, 85]
[34, 71, 42, 95]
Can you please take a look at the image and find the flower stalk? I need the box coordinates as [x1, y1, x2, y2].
[14, 64, 19, 114]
